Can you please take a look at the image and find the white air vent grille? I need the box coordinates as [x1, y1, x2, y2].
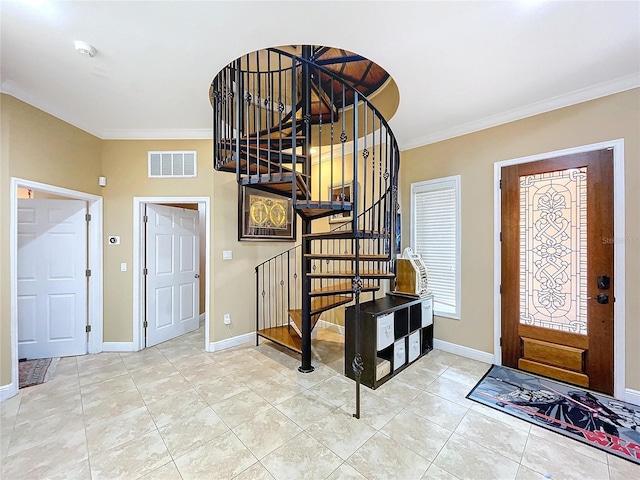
[148, 151, 197, 178]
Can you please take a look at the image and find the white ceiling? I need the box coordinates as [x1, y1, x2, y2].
[1, 1, 638, 150]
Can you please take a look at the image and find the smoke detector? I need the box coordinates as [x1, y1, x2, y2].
[74, 40, 96, 58]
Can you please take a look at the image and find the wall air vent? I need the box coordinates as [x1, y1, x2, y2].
[148, 151, 197, 178]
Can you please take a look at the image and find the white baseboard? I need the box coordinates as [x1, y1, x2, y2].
[317, 320, 345, 335]
[623, 388, 640, 405]
[209, 332, 255, 352]
[433, 339, 494, 364]
[102, 342, 136, 352]
[0, 382, 18, 401]
[199, 313, 205, 323]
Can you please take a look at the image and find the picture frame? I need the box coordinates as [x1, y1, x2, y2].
[239, 186, 296, 241]
[328, 181, 353, 224]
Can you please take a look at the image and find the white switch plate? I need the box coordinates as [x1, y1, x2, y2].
[223, 314, 231, 325]
[120, 263, 127, 272]
[222, 250, 232, 260]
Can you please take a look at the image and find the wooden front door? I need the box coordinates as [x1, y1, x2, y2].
[501, 149, 614, 394]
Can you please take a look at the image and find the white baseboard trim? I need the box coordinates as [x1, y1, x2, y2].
[199, 313, 205, 323]
[102, 342, 136, 352]
[433, 339, 495, 364]
[317, 320, 345, 335]
[0, 382, 18, 402]
[623, 388, 640, 405]
[209, 332, 255, 352]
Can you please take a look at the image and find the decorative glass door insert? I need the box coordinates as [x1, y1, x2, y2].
[519, 168, 587, 334]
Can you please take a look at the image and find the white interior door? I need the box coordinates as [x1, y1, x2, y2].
[145, 204, 200, 347]
[18, 199, 88, 359]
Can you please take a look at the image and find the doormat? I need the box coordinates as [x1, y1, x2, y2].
[18, 357, 59, 389]
[466, 365, 640, 465]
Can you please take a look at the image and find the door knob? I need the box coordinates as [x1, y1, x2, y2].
[596, 293, 609, 304]
[194, 274, 200, 278]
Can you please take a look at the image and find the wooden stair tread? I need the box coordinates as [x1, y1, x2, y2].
[220, 135, 303, 148]
[257, 326, 302, 354]
[219, 144, 307, 164]
[242, 175, 309, 200]
[303, 230, 387, 240]
[296, 200, 353, 211]
[310, 295, 352, 314]
[305, 253, 389, 261]
[310, 281, 380, 296]
[295, 201, 353, 221]
[287, 311, 321, 338]
[217, 156, 301, 176]
[308, 270, 395, 279]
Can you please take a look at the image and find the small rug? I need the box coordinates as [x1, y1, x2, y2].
[467, 365, 640, 465]
[18, 357, 59, 389]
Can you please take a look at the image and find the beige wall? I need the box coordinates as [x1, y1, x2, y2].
[0, 94, 103, 386]
[2, 88, 638, 393]
[399, 88, 640, 390]
[101, 140, 287, 345]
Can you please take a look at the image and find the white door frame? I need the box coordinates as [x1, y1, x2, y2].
[493, 139, 626, 400]
[9, 177, 104, 398]
[133, 196, 210, 351]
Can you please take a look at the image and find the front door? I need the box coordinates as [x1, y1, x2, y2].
[17, 199, 88, 359]
[145, 204, 200, 347]
[501, 149, 614, 394]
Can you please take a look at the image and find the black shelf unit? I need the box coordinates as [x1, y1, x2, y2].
[345, 294, 433, 389]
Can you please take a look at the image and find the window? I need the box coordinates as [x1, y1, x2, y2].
[411, 175, 461, 319]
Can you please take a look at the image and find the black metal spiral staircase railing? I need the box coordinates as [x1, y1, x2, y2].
[211, 46, 400, 418]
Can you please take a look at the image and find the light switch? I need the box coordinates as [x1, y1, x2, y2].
[223, 250, 232, 260]
[120, 263, 127, 272]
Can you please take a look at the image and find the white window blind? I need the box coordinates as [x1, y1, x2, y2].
[411, 175, 461, 318]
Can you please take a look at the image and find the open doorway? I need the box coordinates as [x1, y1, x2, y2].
[132, 197, 210, 352]
[9, 178, 103, 397]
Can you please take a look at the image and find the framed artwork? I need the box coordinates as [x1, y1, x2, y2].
[239, 186, 296, 241]
[328, 182, 353, 224]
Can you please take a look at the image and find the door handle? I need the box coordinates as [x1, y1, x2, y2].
[588, 293, 609, 304]
[194, 274, 200, 279]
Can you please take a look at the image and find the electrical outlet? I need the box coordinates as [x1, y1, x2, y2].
[223, 314, 231, 325]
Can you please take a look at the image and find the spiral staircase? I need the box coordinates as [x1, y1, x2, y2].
[210, 46, 400, 417]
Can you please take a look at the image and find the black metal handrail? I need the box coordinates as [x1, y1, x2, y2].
[212, 46, 400, 419]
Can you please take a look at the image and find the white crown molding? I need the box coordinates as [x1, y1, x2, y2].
[5, 73, 638, 145]
[400, 73, 640, 151]
[1, 83, 103, 138]
[100, 128, 213, 140]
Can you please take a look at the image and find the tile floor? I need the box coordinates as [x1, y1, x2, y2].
[1, 327, 638, 480]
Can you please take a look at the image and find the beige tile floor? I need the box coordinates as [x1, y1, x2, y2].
[1, 327, 638, 480]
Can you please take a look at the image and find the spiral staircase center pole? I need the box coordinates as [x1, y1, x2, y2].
[298, 45, 315, 374]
